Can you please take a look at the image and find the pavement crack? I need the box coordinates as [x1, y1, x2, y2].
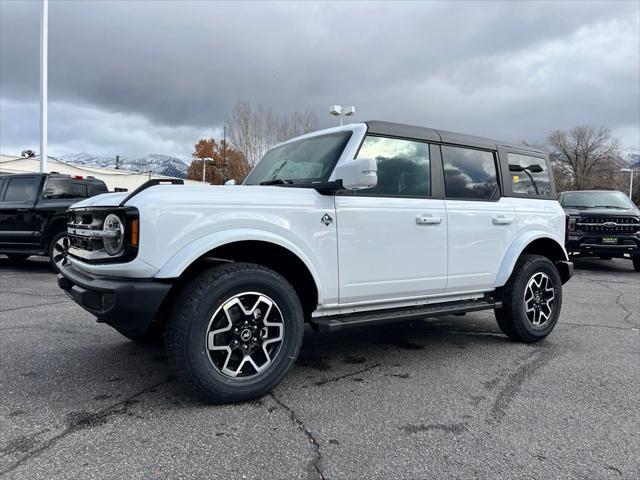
[0, 300, 71, 315]
[579, 278, 637, 328]
[269, 393, 325, 480]
[312, 363, 381, 387]
[0, 378, 172, 476]
[487, 347, 556, 425]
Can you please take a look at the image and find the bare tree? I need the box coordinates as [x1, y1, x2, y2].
[226, 101, 319, 167]
[546, 126, 624, 191]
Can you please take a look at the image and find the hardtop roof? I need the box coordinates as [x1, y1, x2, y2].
[365, 120, 546, 154]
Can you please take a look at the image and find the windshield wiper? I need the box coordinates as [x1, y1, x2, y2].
[593, 205, 626, 209]
[259, 179, 295, 186]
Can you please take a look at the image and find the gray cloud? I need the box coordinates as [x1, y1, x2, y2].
[1, 0, 638, 159]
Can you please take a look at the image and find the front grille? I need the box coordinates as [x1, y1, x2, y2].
[576, 216, 640, 234]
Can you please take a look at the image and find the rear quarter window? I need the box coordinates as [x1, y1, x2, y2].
[88, 182, 108, 196]
[507, 153, 553, 197]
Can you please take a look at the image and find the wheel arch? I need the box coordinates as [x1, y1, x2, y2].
[156, 233, 323, 320]
[496, 232, 569, 287]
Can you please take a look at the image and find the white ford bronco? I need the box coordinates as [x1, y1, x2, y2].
[57, 121, 573, 403]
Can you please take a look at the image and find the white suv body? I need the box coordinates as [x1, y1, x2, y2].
[58, 121, 573, 403]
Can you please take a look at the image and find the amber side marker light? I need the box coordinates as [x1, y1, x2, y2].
[130, 219, 139, 246]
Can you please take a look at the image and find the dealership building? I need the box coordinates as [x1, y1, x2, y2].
[0, 154, 200, 191]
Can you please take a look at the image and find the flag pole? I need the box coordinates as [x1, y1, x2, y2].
[40, 0, 48, 172]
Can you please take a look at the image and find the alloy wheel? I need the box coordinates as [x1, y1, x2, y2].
[206, 292, 284, 378]
[523, 272, 555, 327]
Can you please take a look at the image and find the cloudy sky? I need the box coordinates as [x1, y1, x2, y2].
[1, 0, 638, 161]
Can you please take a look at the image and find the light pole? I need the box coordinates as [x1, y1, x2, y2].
[621, 168, 634, 198]
[39, 0, 48, 173]
[202, 157, 213, 183]
[329, 105, 356, 126]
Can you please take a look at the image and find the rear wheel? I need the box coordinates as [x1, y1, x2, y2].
[495, 254, 562, 343]
[48, 232, 69, 273]
[166, 262, 304, 404]
[6, 254, 30, 261]
[633, 256, 640, 272]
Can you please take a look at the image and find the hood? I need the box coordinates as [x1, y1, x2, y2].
[70, 184, 325, 209]
[563, 206, 640, 217]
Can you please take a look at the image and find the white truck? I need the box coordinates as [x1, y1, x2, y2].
[57, 121, 573, 403]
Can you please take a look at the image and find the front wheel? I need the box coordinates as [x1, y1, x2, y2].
[166, 262, 304, 404]
[495, 254, 562, 343]
[633, 256, 640, 272]
[48, 231, 69, 273]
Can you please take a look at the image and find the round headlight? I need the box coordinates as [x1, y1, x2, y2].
[103, 213, 124, 256]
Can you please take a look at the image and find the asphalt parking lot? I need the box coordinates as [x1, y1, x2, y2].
[0, 257, 638, 480]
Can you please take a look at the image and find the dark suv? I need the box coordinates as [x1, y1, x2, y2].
[0, 173, 108, 269]
[560, 190, 640, 271]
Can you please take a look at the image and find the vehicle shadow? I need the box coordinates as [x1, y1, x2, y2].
[572, 257, 635, 273]
[0, 256, 53, 273]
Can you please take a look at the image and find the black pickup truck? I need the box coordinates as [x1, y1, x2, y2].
[560, 190, 640, 272]
[0, 173, 108, 270]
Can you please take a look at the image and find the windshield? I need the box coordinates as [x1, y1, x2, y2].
[244, 131, 352, 185]
[560, 191, 635, 209]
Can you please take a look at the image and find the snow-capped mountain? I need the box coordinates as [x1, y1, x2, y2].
[621, 148, 640, 168]
[59, 153, 189, 178]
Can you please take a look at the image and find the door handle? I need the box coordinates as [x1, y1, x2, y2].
[416, 215, 442, 225]
[492, 215, 514, 225]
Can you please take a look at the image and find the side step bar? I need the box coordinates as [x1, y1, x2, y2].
[310, 298, 501, 333]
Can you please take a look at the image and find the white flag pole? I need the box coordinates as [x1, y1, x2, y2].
[39, 0, 48, 172]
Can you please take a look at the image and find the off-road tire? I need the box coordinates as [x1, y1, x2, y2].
[633, 255, 640, 272]
[495, 254, 562, 343]
[166, 262, 304, 404]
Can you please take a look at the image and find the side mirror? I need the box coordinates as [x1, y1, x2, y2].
[334, 157, 377, 190]
[224, 179, 236, 186]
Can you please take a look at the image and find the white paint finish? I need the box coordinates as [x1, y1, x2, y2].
[132, 185, 339, 304]
[335, 195, 447, 303]
[67, 255, 159, 278]
[445, 197, 518, 292]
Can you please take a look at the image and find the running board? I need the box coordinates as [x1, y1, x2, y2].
[310, 298, 501, 333]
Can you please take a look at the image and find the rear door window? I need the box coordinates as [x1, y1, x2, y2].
[507, 153, 552, 197]
[3, 177, 39, 203]
[442, 146, 499, 200]
[43, 177, 88, 199]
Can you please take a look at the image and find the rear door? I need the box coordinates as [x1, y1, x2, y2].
[335, 135, 447, 305]
[0, 176, 42, 248]
[441, 145, 518, 292]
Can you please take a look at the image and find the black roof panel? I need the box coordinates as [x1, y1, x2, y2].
[365, 120, 545, 154]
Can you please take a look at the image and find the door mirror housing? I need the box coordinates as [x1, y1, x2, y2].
[224, 179, 236, 186]
[333, 158, 377, 190]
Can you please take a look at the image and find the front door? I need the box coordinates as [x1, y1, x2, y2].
[336, 135, 447, 305]
[440, 145, 518, 292]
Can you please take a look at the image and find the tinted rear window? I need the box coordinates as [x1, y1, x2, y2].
[88, 182, 108, 196]
[3, 177, 39, 202]
[43, 177, 88, 199]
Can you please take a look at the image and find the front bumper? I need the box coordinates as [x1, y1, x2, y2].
[57, 261, 171, 338]
[566, 234, 640, 257]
